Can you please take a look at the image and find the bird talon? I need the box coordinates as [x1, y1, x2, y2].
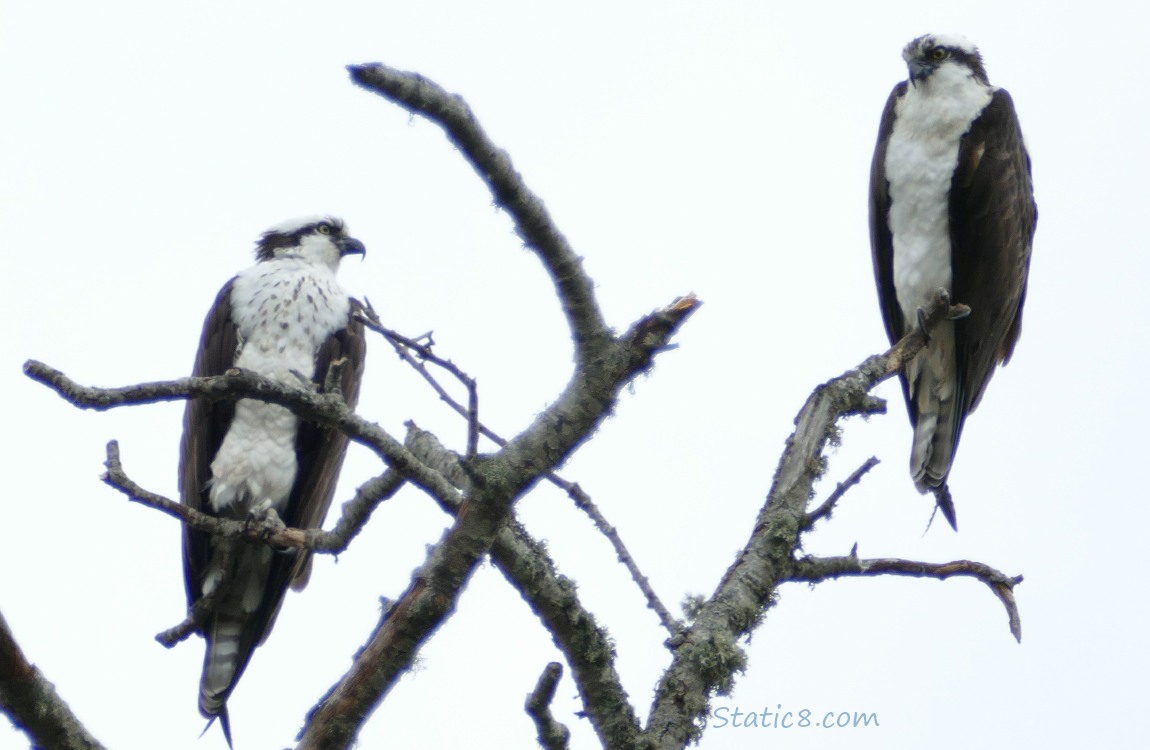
[916, 307, 932, 345]
[288, 369, 315, 389]
[245, 500, 285, 539]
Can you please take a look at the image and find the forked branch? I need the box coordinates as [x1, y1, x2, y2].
[643, 291, 1023, 749]
[100, 439, 406, 559]
[362, 302, 679, 637]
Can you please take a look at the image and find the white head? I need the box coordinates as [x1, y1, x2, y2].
[255, 216, 366, 270]
[901, 34, 989, 87]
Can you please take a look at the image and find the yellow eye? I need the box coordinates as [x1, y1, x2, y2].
[931, 47, 948, 60]
[316, 223, 332, 235]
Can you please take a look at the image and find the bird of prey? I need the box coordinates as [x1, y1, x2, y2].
[179, 216, 366, 742]
[869, 34, 1037, 528]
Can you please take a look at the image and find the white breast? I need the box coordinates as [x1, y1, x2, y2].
[885, 66, 992, 330]
[208, 258, 352, 512]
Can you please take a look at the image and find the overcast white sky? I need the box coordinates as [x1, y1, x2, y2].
[2, 2, 1148, 749]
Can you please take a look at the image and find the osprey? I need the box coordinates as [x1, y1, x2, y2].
[179, 216, 366, 742]
[869, 35, 1036, 528]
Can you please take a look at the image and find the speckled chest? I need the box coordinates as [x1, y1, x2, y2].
[229, 257, 351, 373]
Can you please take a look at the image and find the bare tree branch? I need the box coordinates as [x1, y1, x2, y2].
[17, 285, 1017, 750]
[297, 294, 697, 750]
[374, 304, 681, 644]
[155, 588, 220, 647]
[27, 315, 672, 749]
[14, 42, 1023, 749]
[0, 609, 105, 750]
[363, 311, 511, 455]
[98, 438, 408, 647]
[325, 470, 409, 549]
[786, 555, 1024, 642]
[23, 360, 458, 504]
[349, 62, 612, 363]
[803, 456, 881, 529]
[643, 291, 1007, 749]
[148, 460, 403, 649]
[403, 425, 643, 748]
[359, 301, 678, 640]
[101, 438, 406, 560]
[526, 663, 571, 750]
[356, 299, 485, 458]
[567, 483, 681, 636]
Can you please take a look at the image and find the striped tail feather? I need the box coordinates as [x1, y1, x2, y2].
[907, 322, 961, 530]
[201, 619, 243, 715]
[194, 528, 294, 748]
[200, 618, 243, 747]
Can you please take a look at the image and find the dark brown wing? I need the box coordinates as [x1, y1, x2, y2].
[179, 278, 239, 608]
[179, 281, 367, 732]
[252, 310, 366, 644]
[869, 81, 916, 418]
[950, 88, 1037, 420]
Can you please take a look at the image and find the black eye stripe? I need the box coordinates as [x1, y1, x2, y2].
[254, 218, 346, 260]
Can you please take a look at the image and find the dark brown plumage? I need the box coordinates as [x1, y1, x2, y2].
[178, 220, 366, 743]
[870, 36, 1037, 528]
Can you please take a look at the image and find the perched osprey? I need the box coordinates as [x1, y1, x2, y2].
[869, 35, 1036, 528]
[179, 217, 366, 742]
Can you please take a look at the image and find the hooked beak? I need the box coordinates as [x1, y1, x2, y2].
[907, 60, 933, 86]
[336, 236, 366, 258]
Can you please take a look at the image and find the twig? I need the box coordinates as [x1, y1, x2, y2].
[103, 440, 251, 538]
[466, 373, 480, 460]
[525, 663, 570, 750]
[356, 300, 475, 407]
[803, 456, 881, 529]
[787, 555, 1024, 642]
[361, 305, 678, 636]
[567, 483, 680, 636]
[355, 301, 484, 459]
[100, 440, 406, 559]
